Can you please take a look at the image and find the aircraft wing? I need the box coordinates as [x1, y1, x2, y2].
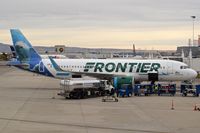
[68, 71, 126, 80]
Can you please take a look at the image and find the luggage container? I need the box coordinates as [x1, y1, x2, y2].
[134, 84, 153, 96]
[157, 84, 176, 96]
[180, 84, 200, 97]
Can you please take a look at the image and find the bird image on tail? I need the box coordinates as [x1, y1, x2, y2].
[8, 29, 53, 77]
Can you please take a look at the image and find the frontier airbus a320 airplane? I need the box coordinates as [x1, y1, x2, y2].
[8, 29, 197, 83]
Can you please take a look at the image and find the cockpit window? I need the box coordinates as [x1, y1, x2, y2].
[180, 66, 189, 69]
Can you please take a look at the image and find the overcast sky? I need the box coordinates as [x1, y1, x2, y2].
[0, 0, 200, 50]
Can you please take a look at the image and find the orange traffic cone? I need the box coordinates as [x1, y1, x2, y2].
[171, 100, 174, 110]
[194, 104, 197, 111]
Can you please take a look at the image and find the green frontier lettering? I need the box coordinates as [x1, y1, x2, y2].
[105, 63, 116, 72]
[136, 63, 142, 72]
[94, 62, 104, 72]
[85, 62, 161, 73]
[116, 63, 127, 72]
[84, 62, 95, 72]
[150, 63, 161, 71]
[128, 63, 137, 72]
[140, 63, 151, 73]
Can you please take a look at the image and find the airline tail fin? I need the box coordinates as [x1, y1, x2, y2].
[10, 29, 41, 62]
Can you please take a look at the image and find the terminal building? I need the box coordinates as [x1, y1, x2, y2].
[177, 46, 200, 57]
[176, 35, 200, 57]
[1, 41, 200, 72]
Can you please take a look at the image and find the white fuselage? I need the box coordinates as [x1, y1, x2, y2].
[42, 58, 197, 81]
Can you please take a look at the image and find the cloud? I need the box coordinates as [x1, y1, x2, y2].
[0, 0, 200, 49]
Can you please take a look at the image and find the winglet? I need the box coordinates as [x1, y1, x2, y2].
[49, 56, 63, 72]
[48, 56, 70, 77]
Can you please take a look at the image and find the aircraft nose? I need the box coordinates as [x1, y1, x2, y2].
[189, 69, 197, 79]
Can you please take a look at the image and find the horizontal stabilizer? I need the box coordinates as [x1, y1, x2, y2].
[7, 60, 29, 67]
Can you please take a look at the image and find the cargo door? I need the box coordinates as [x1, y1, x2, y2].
[148, 72, 158, 81]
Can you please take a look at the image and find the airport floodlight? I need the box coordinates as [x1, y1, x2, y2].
[191, 16, 196, 46]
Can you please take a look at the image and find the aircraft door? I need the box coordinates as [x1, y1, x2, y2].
[161, 62, 172, 75]
[167, 63, 173, 74]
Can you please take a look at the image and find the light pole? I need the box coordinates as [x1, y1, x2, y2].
[188, 16, 196, 68]
[191, 16, 196, 46]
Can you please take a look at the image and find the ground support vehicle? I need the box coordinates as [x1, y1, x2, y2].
[134, 84, 153, 96]
[180, 84, 200, 97]
[113, 77, 134, 97]
[157, 84, 176, 96]
[118, 84, 133, 97]
[58, 79, 114, 99]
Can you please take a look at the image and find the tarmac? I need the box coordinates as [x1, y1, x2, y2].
[0, 66, 200, 133]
